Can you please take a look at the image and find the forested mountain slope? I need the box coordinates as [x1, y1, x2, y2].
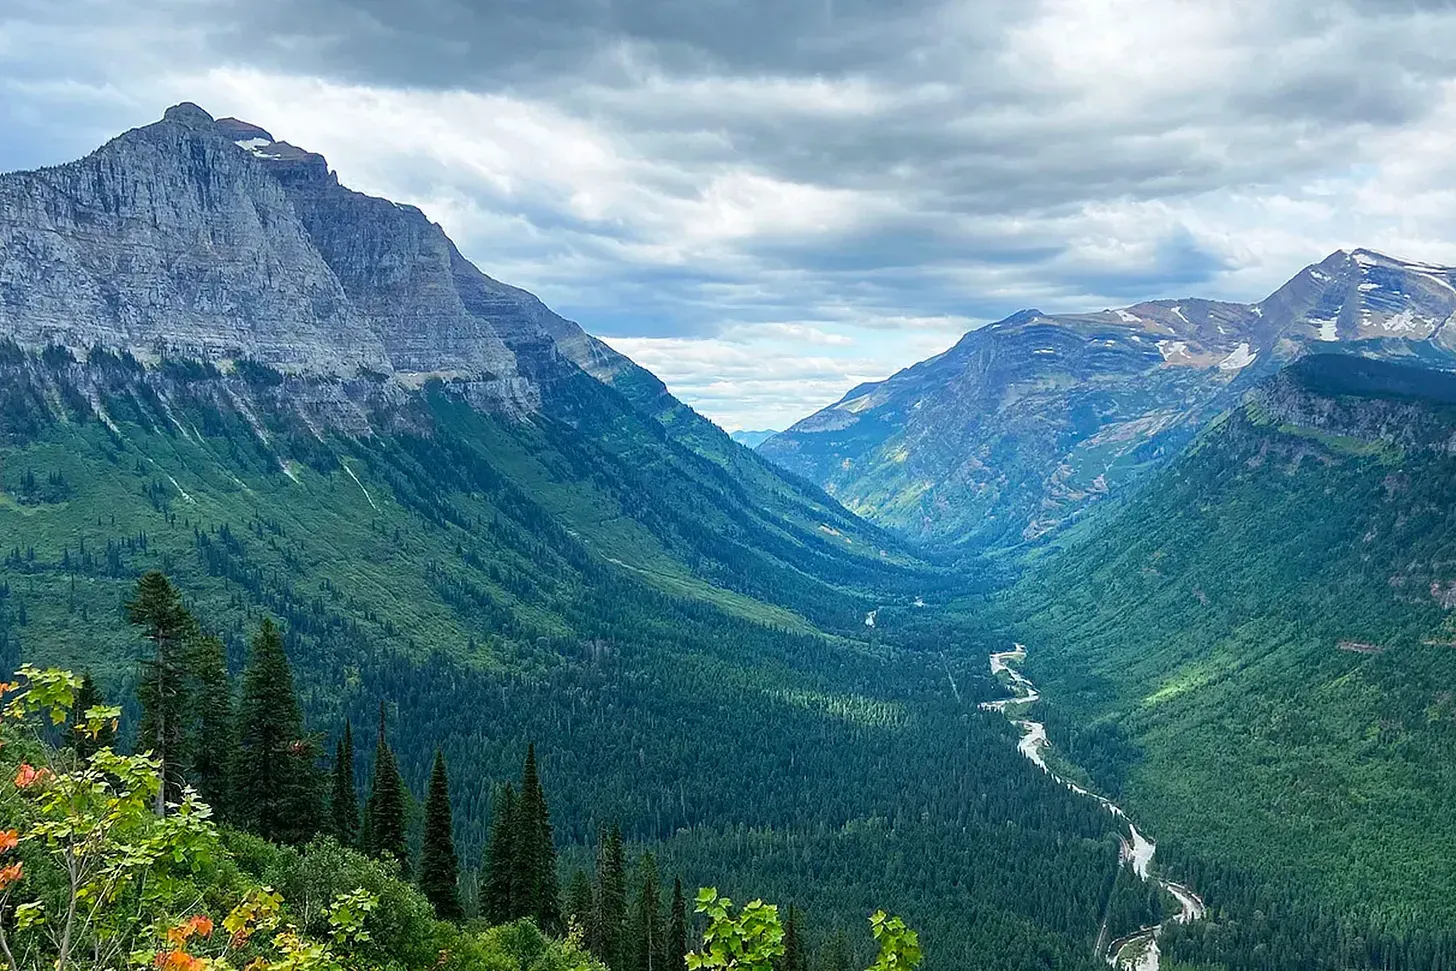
[761, 251, 1456, 551]
[1016, 353, 1456, 970]
[0, 105, 1147, 969]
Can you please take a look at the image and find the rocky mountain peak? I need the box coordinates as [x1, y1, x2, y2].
[762, 247, 1456, 549]
[0, 102, 643, 416]
[160, 101, 215, 128]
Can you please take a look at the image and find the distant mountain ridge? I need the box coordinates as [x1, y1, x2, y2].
[759, 248, 1456, 549]
[730, 429, 780, 448]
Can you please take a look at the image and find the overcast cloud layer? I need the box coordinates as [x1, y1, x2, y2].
[8, 0, 1456, 428]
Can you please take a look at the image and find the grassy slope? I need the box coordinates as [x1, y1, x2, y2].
[1016, 370, 1456, 931]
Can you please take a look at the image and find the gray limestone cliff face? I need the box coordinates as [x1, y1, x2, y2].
[0, 102, 643, 413]
[0, 103, 391, 373]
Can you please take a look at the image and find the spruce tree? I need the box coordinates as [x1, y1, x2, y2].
[566, 868, 595, 939]
[482, 783, 518, 924]
[67, 671, 115, 760]
[235, 618, 321, 844]
[593, 824, 627, 970]
[420, 750, 463, 920]
[818, 929, 850, 971]
[126, 571, 194, 814]
[331, 720, 360, 846]
[779, 905, 806, 971]
[629, 852, 663, 971]
[667, 879, 688, 971]
[188, 636, 236, 819]
[514, 743, 562, 933]
[364, 703, 408, 867]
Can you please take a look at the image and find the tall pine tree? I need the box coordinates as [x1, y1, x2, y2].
[566, 868, 595, 940]
[234, 618, 321, 844]
[364, 703, 408, 867]
[420, 750, 463, 920]
[188, 636, 236, 819]
[593, 824, 627, 970]
[482, 783, 518, 924]
[778, 905, 806, 971]
[817, 929, 851, 971]
[126, 571, 193, 814]
[67, 671, 115, 761]
[331, 720, 360, 846]
[667, 879, 688, 971]
[629, 852, 664, 971]
[513, 743, 561, 933]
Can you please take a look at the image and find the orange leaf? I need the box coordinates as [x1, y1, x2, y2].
[0, 863, 21, 889]
[186, 916, 215, 938]
[153, 950, 204, 971]
[13, 764, 50, 789]
[0, 830, 17, 851]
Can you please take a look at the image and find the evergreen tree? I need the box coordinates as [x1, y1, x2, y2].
[67, 671, 115, 760]
[234, 618, 321, 844]
[779, 905, 806, 971]
[188, 636, 235, 819]
[330, 720, 359, 846]
[629, 852, 663, 971]
[567, 868, 595, 939]
[420, 749, 463, 920]
[126, 571, 193, 814]
[364, 702, 408, 867]
[667, 879, 688, 971]
[482, 783, 518, 924]
[817, 929, 851, 971]
[593, 824, 627, 970]
[513, 743, 562, 933]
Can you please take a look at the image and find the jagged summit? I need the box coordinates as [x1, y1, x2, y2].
[0, 102, 642, 412]
[160, 101, 214, 127]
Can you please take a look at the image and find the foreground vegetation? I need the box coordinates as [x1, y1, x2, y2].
[0, 663, 929, 971]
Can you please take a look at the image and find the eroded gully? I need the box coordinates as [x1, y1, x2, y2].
[981, 645, 1206, 971]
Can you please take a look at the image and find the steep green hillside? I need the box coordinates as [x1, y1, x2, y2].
[1017, 354, 1456, 970]
[0, 346, 1135, 971]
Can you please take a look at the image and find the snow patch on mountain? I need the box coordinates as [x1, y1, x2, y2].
[1157, 340, 1191, 362]
[1218, 343, 1256, 370]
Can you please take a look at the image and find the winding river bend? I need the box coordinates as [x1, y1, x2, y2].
[981, 645, 1206, 971]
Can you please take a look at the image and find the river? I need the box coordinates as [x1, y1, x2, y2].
[980, 645, 1206, 970]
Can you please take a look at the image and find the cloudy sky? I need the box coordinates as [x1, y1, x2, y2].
[7, 1, 1456, 429]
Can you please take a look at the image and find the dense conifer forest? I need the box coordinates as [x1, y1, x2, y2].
[1011, 357, 1456, 971]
